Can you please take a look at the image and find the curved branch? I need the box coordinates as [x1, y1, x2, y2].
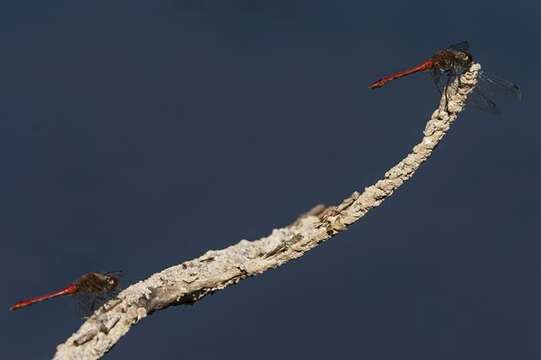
[53, 64, 481, 360]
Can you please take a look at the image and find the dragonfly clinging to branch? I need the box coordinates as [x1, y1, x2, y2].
[369, 41, 522, 113]
[10, 272, 121, 315]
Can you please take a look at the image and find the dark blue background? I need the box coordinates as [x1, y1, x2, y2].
[1, 1, 539, 359]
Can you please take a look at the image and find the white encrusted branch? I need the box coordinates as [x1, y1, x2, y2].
[53, 64, 481, 360]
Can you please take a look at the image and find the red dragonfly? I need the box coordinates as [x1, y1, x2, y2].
[10, 272, 120, 313]
[369, 41, 522, 113]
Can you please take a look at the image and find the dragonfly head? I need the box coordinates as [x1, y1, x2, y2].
[103, 274, 120, 291]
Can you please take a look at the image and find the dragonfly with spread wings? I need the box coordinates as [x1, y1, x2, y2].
[369, 41, 522, 113]
[10, 272, 121, 316]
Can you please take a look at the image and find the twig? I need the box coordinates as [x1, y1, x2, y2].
[53, 63, 481, 360]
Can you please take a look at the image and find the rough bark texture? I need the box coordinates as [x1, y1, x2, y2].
[53, 63, 481, 360]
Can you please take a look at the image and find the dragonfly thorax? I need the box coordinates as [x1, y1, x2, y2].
[432, 49, 473, 75]
[76, 272, 119, 294]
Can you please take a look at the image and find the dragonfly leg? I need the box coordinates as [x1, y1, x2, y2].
[444, 76, 451, 112]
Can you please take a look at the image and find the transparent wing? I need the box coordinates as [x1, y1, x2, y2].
[74, 287, 121, 318]
[432, 67, 499, 114]
[448, 41, 470, 52]
[432, 68, 447, 94]
[467, 88, 500, 114]
[478, 71, 522, 101]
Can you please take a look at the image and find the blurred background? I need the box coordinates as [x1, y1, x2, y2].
[1, 1, 539, 359]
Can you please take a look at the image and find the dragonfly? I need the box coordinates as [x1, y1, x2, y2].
[10, 272, 121, 314]
[369, 41, 522, 113]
